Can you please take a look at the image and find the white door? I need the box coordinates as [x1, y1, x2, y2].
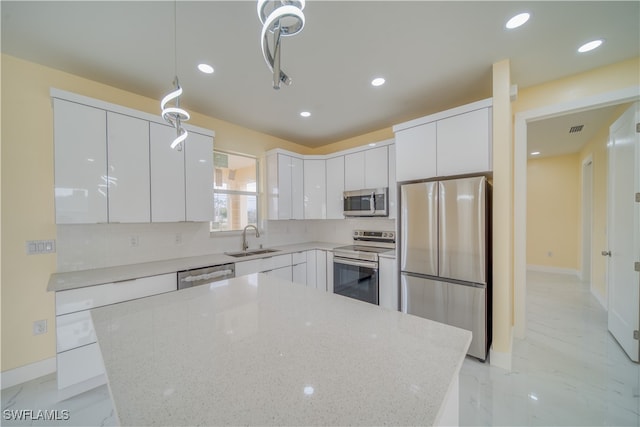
[607, 102, 640, 362]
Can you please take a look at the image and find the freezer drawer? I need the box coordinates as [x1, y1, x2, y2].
[401, 274, 487, 360]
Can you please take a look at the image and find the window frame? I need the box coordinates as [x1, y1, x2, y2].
[210, 150, 260, 234]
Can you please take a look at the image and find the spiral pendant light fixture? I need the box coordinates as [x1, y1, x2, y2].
[257, 0, 306, 89]
[160, 1, 190, 150]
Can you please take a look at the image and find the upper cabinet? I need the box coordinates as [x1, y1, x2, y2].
[266, 153, 304, 220]
[325, 156, 345, 219]
[304, 159, 326, 219]
[393, 98, 492, 182]
[54, 99, 108, 224]
[344, 146, 388, 191]
[51, 89, 214, 224]
[107, 112, 150, 223]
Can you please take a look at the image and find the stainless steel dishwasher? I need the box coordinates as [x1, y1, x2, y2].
[177, 263, 235, 290]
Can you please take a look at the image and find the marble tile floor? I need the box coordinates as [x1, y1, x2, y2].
[3, 270, 638, 426]
[460, 271, 640, 426]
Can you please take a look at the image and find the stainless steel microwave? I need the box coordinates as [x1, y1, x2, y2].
[343, 188, 388, 217]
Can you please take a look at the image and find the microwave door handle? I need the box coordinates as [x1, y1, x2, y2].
[370, 192, 375, 214]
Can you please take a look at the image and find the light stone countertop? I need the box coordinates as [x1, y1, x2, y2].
[91, 273, 472, 426]
[48, 241, 343, 292]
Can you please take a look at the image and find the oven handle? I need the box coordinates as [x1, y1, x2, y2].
[333, 257, 378, 270]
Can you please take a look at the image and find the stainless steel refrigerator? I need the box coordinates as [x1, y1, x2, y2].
[400, 176, 491, 361]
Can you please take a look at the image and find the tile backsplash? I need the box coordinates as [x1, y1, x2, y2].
[56, 218, 396, 272]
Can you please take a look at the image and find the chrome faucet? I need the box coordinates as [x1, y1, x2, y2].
[242, 225, 260, 251]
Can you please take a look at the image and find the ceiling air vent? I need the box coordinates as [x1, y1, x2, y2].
[569, 125, 584, 134]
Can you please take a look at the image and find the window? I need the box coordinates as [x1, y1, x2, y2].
[211, 151, 259, 232]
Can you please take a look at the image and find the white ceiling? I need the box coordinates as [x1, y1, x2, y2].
[2, 1, 639, 148]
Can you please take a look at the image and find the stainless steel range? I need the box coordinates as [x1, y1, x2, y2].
[333, 230, 395, 305]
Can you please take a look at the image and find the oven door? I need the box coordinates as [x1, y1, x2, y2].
[333, 257, 379, 305]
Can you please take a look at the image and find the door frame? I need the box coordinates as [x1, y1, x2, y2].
[581, 154, 593, 284]
[513, 85, 640, 339]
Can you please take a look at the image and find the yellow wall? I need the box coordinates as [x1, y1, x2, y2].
[579, 103, 632, 301]
[526, 154, 580, 269]
[0, 54, 311, 372]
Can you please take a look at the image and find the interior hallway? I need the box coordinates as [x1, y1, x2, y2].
[460, 270, 639, 426]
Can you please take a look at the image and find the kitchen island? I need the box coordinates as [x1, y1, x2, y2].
[91, 273, 471, 426]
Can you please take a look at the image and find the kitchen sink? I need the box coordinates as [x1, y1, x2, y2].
[225, 248, 280, 258]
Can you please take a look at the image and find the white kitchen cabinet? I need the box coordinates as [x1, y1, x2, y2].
[306, 250, 317, 289]
[326, 251, 334, 293]
[185, 131, 214, 222]
[364, 146, 388, 188]
[316, 250, 327, 291]
[292, 262, 307, 285]
[266, 153, 304, 220]
[150, 122, 186, 222]
[325, 156, 345, 219]
[395, 122, 437, 182]
[304, 159, 326, 219]
[388, 144, 397, 220]
[437, 108, 492, 176]
[344, 151, 365, 191]
[106, 112, 150, 223]
[53, 99, 107, 224]
[235, 254, 293, 277]
[264, 265, 292, 281]
[55, 273, 176, 399]
[379, 256, 398, 311]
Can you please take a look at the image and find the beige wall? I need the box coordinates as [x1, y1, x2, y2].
[0, 54, 311, 372]
[526, 154, 580, 269]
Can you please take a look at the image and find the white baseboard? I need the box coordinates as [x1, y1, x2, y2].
[527, 264, 579, 277]
[591, 286, 608, 311]
[489, 327, 513, 371]
[1, 357, 56, 390]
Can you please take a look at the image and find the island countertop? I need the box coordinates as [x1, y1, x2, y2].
[91, 273, 471, 426]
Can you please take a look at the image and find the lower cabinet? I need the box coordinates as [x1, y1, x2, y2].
[55, 273, 177, 400]
[379, 256, 398, 311]
[264, 265, 293, 281]
[235, 254, 292, 277]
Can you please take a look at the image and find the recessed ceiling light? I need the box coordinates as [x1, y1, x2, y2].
[300, 111, 311, 117]
[530, 151, 541, 156]
[197, 63, 214, 74]
[371, 77, 385, 87]
[506, 12, 530, 29]
[578, 39, 603, 53]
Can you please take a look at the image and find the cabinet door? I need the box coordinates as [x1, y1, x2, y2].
[316, 250, 327, 291]
[185, 132, 214, 222]
[326, 251, 334, 293]
[437, 108, 491, 176]
[277, 154, 293, 219]
[53, 99, 107, 224]
[107, 112, 150, 223]
[291, 156, 304, 220]
[306, 250, 317, 288]
[292, 262, 307, 285]
[344, 151, 365, 190]
[150, 122, 185, 222]
[395, 122, 437, 182]
[388, 144, 397, 220]
[265, 265, 292, 281]
[326, 156, 345, 219]
[304, 159, 326, 219]
[364, 146, 388, 188]
[379, 256, 398, 311]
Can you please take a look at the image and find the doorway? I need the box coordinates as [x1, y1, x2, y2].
[514, 86, 640, 339]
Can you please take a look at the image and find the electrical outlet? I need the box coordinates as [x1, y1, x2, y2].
[547, 251, 553, 257]
[175, 233, 182, 245]
[130, 236, 139, 247]
[33, 319, 47, 336]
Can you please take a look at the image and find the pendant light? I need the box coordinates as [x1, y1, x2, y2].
[161, 0, 190, 150]
[257, 0, 306, 89]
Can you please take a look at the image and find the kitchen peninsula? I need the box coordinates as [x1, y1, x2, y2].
[91, 273, 471, 426]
